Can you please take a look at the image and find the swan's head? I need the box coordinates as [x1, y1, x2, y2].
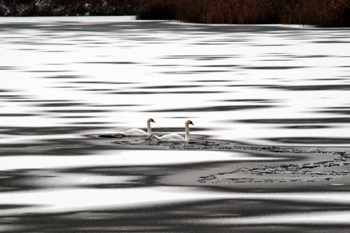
[147, 118, 156, 123]
[186, 120, 194, 126]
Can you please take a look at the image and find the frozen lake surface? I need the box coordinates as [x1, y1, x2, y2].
[1, 16, 350, 232]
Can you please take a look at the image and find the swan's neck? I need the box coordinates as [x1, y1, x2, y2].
[147, 121, 152, 134]
[152, 134, 160, 140]
[185, 123, 190, 141]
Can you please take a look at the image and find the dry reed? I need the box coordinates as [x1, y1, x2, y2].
[1, 0, 349, 27]
[138, 0, 350, 27]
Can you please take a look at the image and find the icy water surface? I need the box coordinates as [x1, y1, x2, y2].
[1, 16, 350, 232]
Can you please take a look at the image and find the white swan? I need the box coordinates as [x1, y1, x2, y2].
[121, 118, 155, 137]
[153, 120, 194, 142]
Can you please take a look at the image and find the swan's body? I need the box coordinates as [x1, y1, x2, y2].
[122, 128, 149, 136]
[153, 120, 194, 142]
[154, 133, 187, 142]
[121, 118, 155, 137]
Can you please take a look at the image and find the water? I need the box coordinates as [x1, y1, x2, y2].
[1, 16, 350, 232]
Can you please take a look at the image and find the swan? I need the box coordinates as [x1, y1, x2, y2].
[153, 120, 194, 142]
[120, 118, 155, 137]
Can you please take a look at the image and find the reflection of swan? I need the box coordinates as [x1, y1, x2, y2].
[121, 118, 155, 137]
[153, 120, 194, 142]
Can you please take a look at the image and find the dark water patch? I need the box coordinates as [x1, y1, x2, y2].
[192, 64, 239, 68]
[45, 63, 65, 66]
[191, 42, 231, 46]
[0, 66, 17, 70]
[80, 61, 139, 65]
[44, 75, 85, 79]
[70, 81, 135, 85]
[0, 126, 104, 136]
[89, 104, 141, 107]
[25, 42, 75, 46]
[325, 106, 350, 109]
[260, 52, 293, 57]
[160, 55, 233, 61]
[8, 99, 72, 103]
[142, 42, 168, 45]
[99, 134, 124, 139]
[267, 137, 350, 144]
[222, 98, 278, 103]
[126, 36, 165, 42]
[46, 109, 110, 113]
[256, 58, 293, 62]
[237, 117, 350, 124]
[78, 88, 117, 92]
[267, 84, 350, 91]
[319, 110, 350, 115]
[17, 48, 38, 51]
[314, 40, 349, 44]
[203, 39, 249, 43]
[228, 84, 272, 88]
[71, 39, 97, 42]
[0, 113, 38, 117]
[292, 55, 331, 58]
[252, 43, 288, 47]
[242, 65, 306, 70]
[0, 204, 30, 210]
[50, 86, 81, 90]
[114, 91, 222, 95]
[59, 115, 99, 118]
[0, 138, 112, 156]
[147, 105, 273, 113]
[150, 64, 181, 67]
[313, 78, 346, 81]
[140, 85, 201, 89]
[0, 94, 32, 100]
[193, 79, 231, 83]
[35, 102, 87, 108]
[281, 125, 333, 129]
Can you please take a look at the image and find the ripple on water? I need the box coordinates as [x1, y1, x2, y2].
[80, 61, 140, 65]
[147, 105, 274, 113]
[266, 137, 350, 145]
[113, 90, 222, 95]
[237, 117, 350, 124]
[43, 75, 85, 79]
[5, 170, 142, 190]
[242, 65, 307, 70]
[0, 150, 277, 170]
[267, 84, 350, 91]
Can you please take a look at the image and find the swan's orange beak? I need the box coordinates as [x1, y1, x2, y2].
[191, 122, 194, 126]
[153, 120, 156, 123]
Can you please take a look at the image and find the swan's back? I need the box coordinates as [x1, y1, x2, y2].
[156, 133, 186, 142]
[123, 128, 148, 136]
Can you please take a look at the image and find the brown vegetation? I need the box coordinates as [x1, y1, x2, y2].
[136, 0, 176, 20]
[1, 0, 349, 27]
[138, 0, 350, 27]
